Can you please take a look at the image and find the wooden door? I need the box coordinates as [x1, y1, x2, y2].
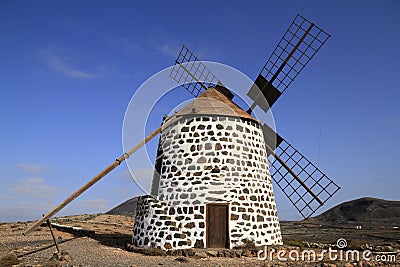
[206, 204, 229, 248]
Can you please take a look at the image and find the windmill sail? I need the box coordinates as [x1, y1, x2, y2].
[268, 138, 340, 218]
[261, 122, 340, 218]
[248, 14, 331, 112]
[170, 45, 224, 98]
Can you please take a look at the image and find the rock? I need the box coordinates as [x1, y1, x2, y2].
[175, 257, 189, 262]
[234, 250, 242, 257]
[167, 249, 182, 256]
[223, 250, 231, 257]
[49, 251, 72, 262]
[242, 249, 252, 257]
[206, 250, 218, 257]
[384, 245, 393, 251]
[194, 251, 208, 258]
[182, 249, 195, 257]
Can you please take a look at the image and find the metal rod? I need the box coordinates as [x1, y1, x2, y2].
[175, 60, 209, 91]
[46, 218, 60, 253]
[24, 126, 163, 235]
[248, 23, 314, 113]
[265, 143, 323, 205]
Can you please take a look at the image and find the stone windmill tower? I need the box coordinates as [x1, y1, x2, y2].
[132, 14, 340, 250]
[133, 87, 282, 249]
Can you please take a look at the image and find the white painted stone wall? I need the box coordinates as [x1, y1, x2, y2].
[133, 114, 282, 250]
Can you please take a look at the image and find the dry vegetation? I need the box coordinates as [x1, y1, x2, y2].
[0, 214, 399, 267]
[0, 214, 265, 267]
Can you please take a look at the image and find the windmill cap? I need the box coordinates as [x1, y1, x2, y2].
[163, 87, 257, 125]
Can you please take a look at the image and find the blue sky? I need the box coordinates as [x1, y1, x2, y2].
[1, 0, 399, 222]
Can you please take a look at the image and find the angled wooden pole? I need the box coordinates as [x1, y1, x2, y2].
[46, 218, 60, 253]
[24, 126, 163, 235]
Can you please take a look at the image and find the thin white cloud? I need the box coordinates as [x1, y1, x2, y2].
[157, 43, 180, 58]
[40, 47, 96, 79]
[108, 36, 140, 53]
[108, 30, 217, 62]
[108, 31, 179, 58]
[10, 178, 59, 199]
[17, 163, 48, 174]
[155, 40, 221, 61]
[77, 198, 108, 211]
[141, 28, 182, 58]
[0, 202, 54, 222]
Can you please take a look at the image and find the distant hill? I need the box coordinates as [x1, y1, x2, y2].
[106, 197, 138, 216]
[308, 197, 400, 224]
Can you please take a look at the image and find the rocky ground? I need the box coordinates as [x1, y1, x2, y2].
[0, 214, 399, 267]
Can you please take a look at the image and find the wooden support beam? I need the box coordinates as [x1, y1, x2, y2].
[46, 218, 60, 253]
[24, 126, 163, 235]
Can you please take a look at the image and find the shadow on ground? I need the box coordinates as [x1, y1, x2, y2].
[92, 233, 132, 250]
[17, 237, 77, 258]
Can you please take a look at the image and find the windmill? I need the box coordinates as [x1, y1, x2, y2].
[168, 14, 340, 219]
[131, 14, 339, 250]
[24, 14, 340, 250]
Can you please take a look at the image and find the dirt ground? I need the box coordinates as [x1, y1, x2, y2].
[0, 214, 399, 267]
[281, 219, 400, 247]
